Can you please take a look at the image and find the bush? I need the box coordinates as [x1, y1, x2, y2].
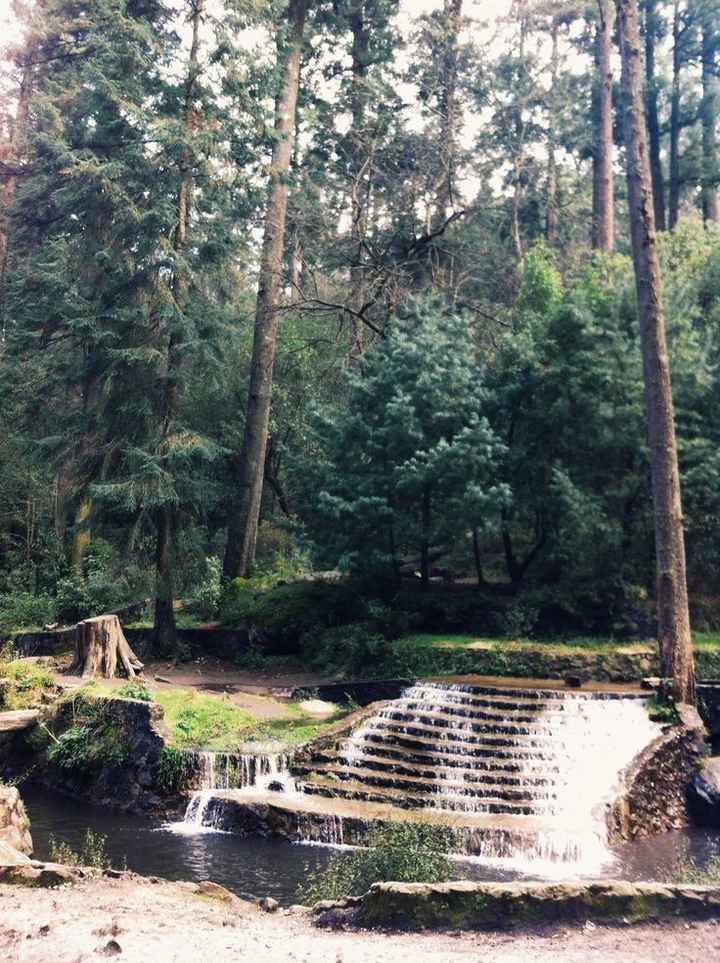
[193, 556, 222, 620]
[157, 745, 195, 794]
[115, 681, 152, 702]
[0, 657, 56, 710]
[46, 698, 128, 775]
[49, 829, 112, 869]
[0, 592, 56, 631]
[219, 578, 365, 655]
[300, 822, 455, 903]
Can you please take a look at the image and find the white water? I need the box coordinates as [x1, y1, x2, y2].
[333, 683, 662, 872]
[165, 750, 295, 834]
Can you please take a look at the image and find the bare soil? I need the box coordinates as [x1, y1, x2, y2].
[1, 875, 718, 963]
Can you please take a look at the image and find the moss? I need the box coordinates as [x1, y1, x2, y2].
[0, 659, 56, 710]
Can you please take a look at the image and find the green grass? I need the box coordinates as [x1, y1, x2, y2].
[0, 658, 56, 709]
[402, 632, 720, 654]
[153, 689, 257, 751]
[150, 688, 344, 751]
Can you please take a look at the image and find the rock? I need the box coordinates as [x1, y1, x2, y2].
[99, 938, 123, 956]
[689, 757, 720, 827]
[641, 677, 661, 691]
[195, 880, 234, 902]
[267, 781, 285, 793]
[260, 896, 279, 913]
[563, 675, 583, 688]
[0, 786, 33, 856]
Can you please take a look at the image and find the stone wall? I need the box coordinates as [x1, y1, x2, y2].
[607, 721, 705, 841]
[0, 785, 32, 857]
[314, 880, 720, 930]
[31, 695, 170, 812]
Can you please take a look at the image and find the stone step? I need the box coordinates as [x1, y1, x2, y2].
[297, 750, 557, 790]
[418, 682, 645, 702]
[295, 762, 556, 803]
[379, 706, 564, 738]
[401, 689, 568, 714]
[340, 739, 561, 773]
[371, 718, 566, 750]
[360, 726, 559, 760]
[396, 698, 563, 725]
[299, 775, 547, 816]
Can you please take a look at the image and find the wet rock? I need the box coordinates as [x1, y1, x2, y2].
[267, 781, 285, 793]
[689, 757, 720, 827]
[260, 896, 279, 913]
[563, 675, 583, 688]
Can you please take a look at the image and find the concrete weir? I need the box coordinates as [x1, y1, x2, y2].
[178, 681, 667, 872]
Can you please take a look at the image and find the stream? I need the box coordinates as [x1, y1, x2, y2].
[21, 786, 720, 905]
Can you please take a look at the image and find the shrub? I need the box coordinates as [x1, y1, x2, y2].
[157, 745, 194, 794]
[49, 829, 112, 869]
[193, 556, 222, 620]
[115, 680, 153, 702]
[47, 699, 129, 774]
[0, 658, 56, 710]
[219, 579, 365, 655]
[0, 592, 56, 631]
[300, 822, 455, 903]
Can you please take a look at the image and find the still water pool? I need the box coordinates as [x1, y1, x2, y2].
[21, 786, 720, 905]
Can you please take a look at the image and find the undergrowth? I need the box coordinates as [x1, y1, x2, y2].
[299, 822, 455, 903]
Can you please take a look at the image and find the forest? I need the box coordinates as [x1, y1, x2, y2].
[1, 0, 720, 675]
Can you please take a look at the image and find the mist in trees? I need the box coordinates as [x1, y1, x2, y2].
[2, 0, 719, 696]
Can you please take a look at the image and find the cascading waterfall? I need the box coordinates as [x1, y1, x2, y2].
[174, 750, 294, 832]
[292, 681, 662, 870]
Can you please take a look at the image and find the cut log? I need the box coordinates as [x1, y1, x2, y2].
[70, 615, 144, 679]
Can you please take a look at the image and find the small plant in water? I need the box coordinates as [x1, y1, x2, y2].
[299, 822, 455, 903]
[49, 829, 114, 869]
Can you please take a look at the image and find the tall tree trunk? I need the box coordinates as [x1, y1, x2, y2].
[348, 0, 370, 362]
[154, 0, 204, 651]
[668, 0, 682, 229]
[0, 63, 31, 337]
[71, 496, 92, 574]
[545, 18, 560, 244]
[592, 0, 615, 250]
[644, 0, 666, 230]
[431, 0, 463, 284]
[224, 0, 308, 579]
[511, 3, 527, 265]
[420, 487, 431, 587]
[701, 15, 720, 224]
[616, 0, 695, 705]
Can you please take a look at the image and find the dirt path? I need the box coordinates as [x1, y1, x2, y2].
[1, 876, 718, 963]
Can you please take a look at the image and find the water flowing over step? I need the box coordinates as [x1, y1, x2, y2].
[177, 750, 293, 830]
[291, 681, 660, 869]
[175, 681, 661, 872]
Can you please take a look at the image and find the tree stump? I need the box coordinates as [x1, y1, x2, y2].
[70, 615, 144, 679]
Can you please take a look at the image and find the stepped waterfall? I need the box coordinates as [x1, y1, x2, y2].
[177, 682, 661, 872]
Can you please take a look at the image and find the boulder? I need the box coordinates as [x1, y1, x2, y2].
[0, 785, 33, 856]
[689, 756, 720, 827]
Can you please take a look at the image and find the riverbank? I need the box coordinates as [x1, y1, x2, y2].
[1, 873, 719, 963]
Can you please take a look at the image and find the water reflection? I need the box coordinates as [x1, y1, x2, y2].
[21, 785, 720, 905]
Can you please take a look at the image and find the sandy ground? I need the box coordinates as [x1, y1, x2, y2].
[1, 876, 719, 963]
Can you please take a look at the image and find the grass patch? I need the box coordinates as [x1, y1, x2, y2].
[0, 657, 56, 709]
[153, 689, 256, 751]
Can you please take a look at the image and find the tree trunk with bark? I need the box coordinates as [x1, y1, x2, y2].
[592, 0, 615, 250]
[0, 63, 31, 337]
[70, 615, 144, 679]
[701, 15, 720, 224]
[644, 0, 666, 230]
[153, 0, 205, 651]
[668, 0, 683, 229]
[224, 0, 308, 579]
[348, 0, 370, 362]
[616, 0, 696, 705]
[545, 18, 560, 244]
[431, 0, 463, 284]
